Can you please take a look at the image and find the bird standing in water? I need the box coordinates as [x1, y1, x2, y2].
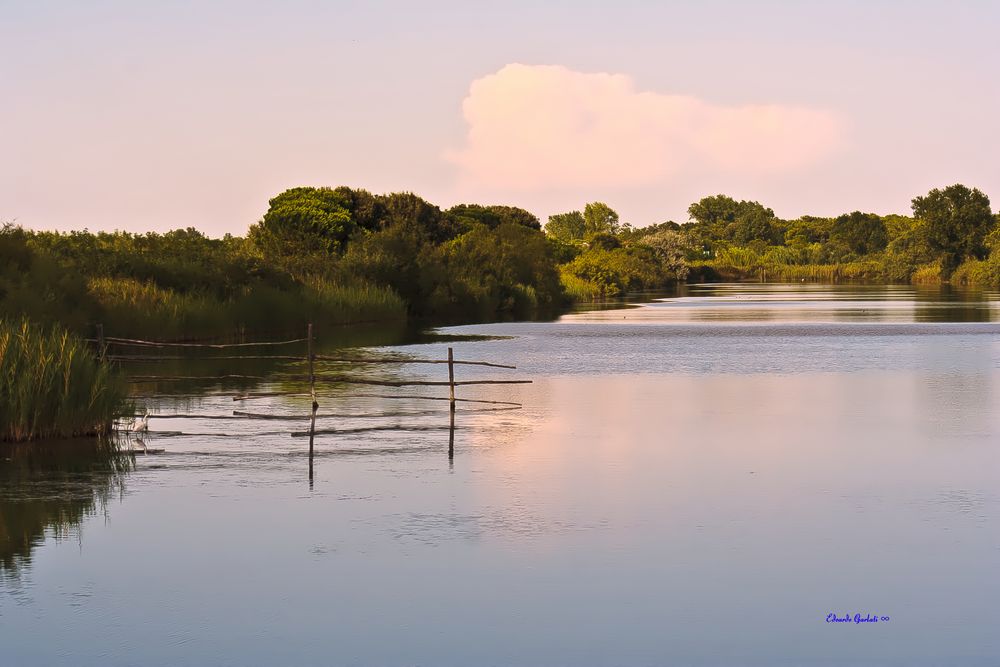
[132, 412, 150, 453]
[132, 412, 150, 433]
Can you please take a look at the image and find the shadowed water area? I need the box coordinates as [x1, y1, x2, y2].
[2, 284, 999, 666]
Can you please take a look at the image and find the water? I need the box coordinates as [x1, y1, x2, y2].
[3, 284, 999, 666]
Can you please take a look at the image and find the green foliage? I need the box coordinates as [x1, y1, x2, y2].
[912, 184, 994, 276]
[828, 212, 888, 260]
[688, 195, 781, 245]
[583, 202, 621, 237]
[448, 204, 541, 231]
[0, 319, 129, 442]
[562, 246, 666, 297]
[588, 233, 622, 250]
[249, 187, 356, 261]
[546, 210, 587, 243]
[640, 229, 690, 279]
[546, 202, 622, 243]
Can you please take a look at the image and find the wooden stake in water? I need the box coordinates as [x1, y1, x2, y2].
[448, 407, 455, 464]
[307, 323, 317, 485]
[97, 323, 106, 362]
[447, 347, 456, 412]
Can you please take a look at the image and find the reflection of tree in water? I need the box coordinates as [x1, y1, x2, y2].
[0, 440, 131, 578]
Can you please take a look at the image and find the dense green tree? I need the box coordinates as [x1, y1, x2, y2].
[784, 216, 832, 248]
[546, 211, 587, 242]
[380, 192, 461, 243]
[912, 184, 994, 275]
[485, 205, 541, 230]
[249, 187, 356, 260]
[583, 202, 621, 237]
[687, 195, 780, 245]
[829, 211, 888, 258]
[447, 204, 542, 232]
[334, 187, 387, 232]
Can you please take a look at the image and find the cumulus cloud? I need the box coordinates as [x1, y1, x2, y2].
[446, 64, 844, 189]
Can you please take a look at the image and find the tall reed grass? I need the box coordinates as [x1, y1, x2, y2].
[560, 269, 605, 301]
[0, 319, 129, 442]
[87, 276, 406, 340]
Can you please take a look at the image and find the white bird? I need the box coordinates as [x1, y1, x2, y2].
[132, 412, 150, 433]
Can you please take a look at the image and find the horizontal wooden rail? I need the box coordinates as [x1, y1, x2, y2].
[103, 336, 308, 349]
[109, 353, 514, 369]
[232, 391, 312, 400]
[232, 409, 443, 420]
[306, 376, 531, 387]
[349, 393, 523, 406]
[291, 424, 455, 437]
[110, 354, 306, 362]
[127, 374, 266, 382]
[314, 355, 516, 369]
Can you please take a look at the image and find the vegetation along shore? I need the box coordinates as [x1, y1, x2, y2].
[2, 182, 997, 442]
[3, 183, 998, 342]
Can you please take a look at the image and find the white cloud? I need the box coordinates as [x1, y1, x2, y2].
[446, 64, 844, 189]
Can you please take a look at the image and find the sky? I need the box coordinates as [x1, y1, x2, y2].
[2, 0, 999, 235]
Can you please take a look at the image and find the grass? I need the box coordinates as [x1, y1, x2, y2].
[690, 258, 887, 283]
[87, 276, 406, 341]
[560, 269, 605, 301]
[0, 319, 130, 442]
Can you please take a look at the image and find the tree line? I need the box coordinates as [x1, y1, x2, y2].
[549, 184, 999, 293]
[2, 183, 997, 339]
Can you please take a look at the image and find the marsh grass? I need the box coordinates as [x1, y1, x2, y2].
[87, 276, 406, 340]
[560, 269, 605, 301]
[691, 258, 887, 283]
[0, 319, 130, 442]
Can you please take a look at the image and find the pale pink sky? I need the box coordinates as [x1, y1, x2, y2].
[2, 1, 998, 235]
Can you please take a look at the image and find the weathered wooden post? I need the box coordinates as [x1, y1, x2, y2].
[448, 407, 455, 463]
[307, 323, 317, 484]
[96, 323, 106, 362]
[447, 347, 456, 412]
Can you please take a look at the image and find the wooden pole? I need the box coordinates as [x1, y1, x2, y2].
[96, 323, 106, 362]
[447, 347, 456, 412]
[448, 407, 455, 464]
[307, 323, 316, 485]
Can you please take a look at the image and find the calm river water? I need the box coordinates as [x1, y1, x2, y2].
[2, 284, 999, 666]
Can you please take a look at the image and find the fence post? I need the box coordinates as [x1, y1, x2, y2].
[307, 323, 317, 483]
[96, 323, 106, 362]
[447, 347, 456, 412]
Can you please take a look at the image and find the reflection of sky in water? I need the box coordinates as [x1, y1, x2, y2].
[2, 285, 999, 666]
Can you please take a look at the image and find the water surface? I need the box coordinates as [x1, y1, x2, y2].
[2, 284, 999, 666]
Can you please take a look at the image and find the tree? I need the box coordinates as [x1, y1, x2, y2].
[912, 184, 994, 275]
[249, 187, 356, 257]
[447, 204, 542, 231]
[687, 195, 780, 245]
[546, 211, 587, 242]
[829, 211, 888, 257]
[583, 202, 621, 236]
[380, 192, 460, 243]
[486, 205, 541, 230]
[334, 186, 387, 232]
[642, 229, 690, 279]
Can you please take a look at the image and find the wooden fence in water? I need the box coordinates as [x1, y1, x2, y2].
[93, 324, 530, 483]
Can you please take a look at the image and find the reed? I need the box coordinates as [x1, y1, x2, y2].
[86, 276, 406, 340]
[560, 269, 604, 301]
[0, 319, 129, 442]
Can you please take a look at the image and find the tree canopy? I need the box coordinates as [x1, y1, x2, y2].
[912, 184, 993, 275]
